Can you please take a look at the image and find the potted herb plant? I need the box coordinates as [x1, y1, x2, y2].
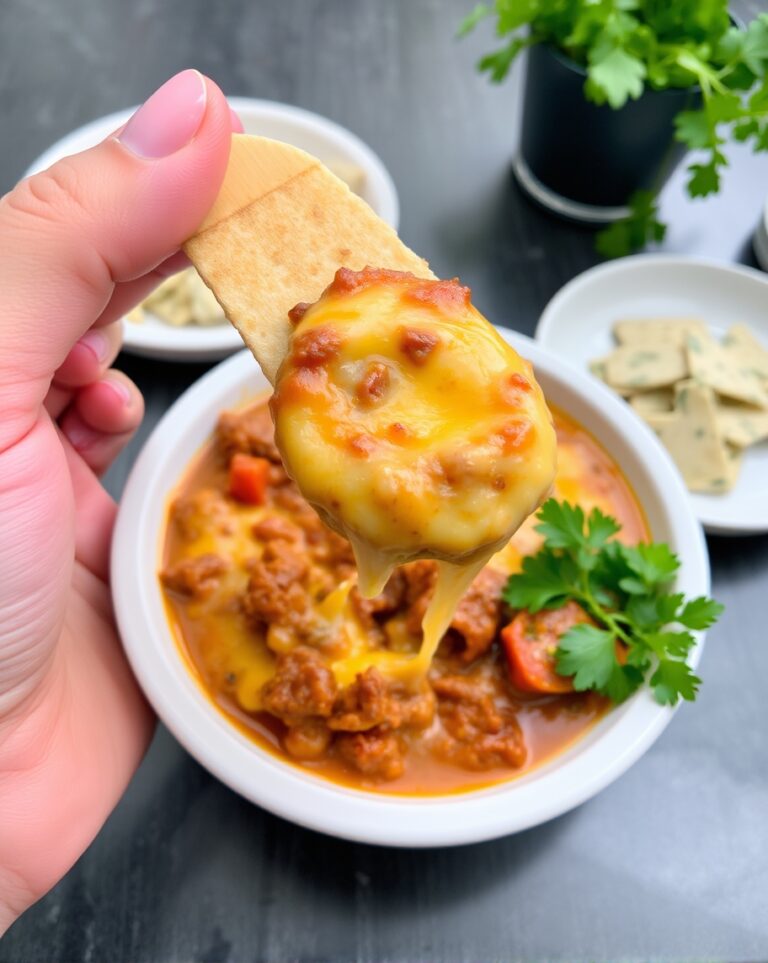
[461, 1, 768, 256]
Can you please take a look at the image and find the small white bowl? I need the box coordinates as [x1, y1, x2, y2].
[536, 255, 768, 536]
[23, 98, 400, 362]
[111, 332, 710, 847]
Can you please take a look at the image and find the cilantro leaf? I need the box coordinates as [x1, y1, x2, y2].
[457, 2, 490, 37]
[501, 499, 723, 707]
[588, 46, 647, 108]
[596, 190, 667, 259]
[495, 0, 538, 35]
[687, 157, 724, 197]
[586, 507, 621, 549]
[644, 630, 696, 659]
[651, 659, 701, 704]
[534, 500, 587, 551]
[677, 596, 725, 630]
[478, 37, 530, 83]
[740, 15, 768, 76]
[502, 549, 572, 613]
[556, 623, 621, 692]
[626, 592, 684, 629]
[462, 3, 768, 257]
[620, 542, 679, 588]
[675, 109, 711, 149]
[733, 118, 760, 141]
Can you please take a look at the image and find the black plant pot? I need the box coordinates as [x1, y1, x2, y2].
[513, 42, 701, 223]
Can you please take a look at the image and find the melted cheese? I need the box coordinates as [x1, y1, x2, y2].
[272, 269, 557, 684]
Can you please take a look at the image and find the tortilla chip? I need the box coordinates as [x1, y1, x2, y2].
[613, 318, 707, 347]
[184, 135, 433, 383]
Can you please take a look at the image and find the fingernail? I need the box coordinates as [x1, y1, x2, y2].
[102, 378, 132, 406]
[119, 70, 207, 158]
[229, 107, 244, 134]
[78, 329, 110, 363]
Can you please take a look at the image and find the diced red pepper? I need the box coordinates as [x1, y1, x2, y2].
[228, 453, 270, 505]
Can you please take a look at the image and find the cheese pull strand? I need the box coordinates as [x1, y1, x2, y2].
[350, 535, 488, 684]
[413, 557, 488, 677]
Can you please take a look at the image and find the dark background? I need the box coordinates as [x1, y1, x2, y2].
[2, 1, 768, 960]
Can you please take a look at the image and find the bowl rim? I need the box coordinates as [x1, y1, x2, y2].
[22, 97, 400, 361]
[535, 253, 768, 536]
[111, 332, 710, 847]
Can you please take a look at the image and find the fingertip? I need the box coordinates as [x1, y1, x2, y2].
[74, 371, 144, 436]
[53, 325, 122, 388]
[60, 407, 138, 477]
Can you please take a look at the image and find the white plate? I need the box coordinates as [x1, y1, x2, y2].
[111, 333, 710, 847]
[536, 255, 768, 536]
[23, 98, 400, 362]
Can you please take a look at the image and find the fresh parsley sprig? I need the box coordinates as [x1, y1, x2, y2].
[461, 1, 768, 256]
[502, 500, 723, 705]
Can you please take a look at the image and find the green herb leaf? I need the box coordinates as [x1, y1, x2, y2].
[675, 109, 711, 149]
[677, 596, 725, 630]
[457, 2, 490, 38]
[740, 15, 768, 76]
[556, 623, 622, 692]
[588, 46, 647, 108]
[644, 630, 696, 659]
[461, 2, 768, 256]
[503, 499, 723, 706]
[688, 159, 722, 197]
[620, 542, 679, 588]
[651, 659, 701, 704]
[596, 190, 667, 258]
[534, 500, 587, 551]
[496, 0, 538, 35]
[478, 36, 530, 83]
[586, 508, 622, 549]
[502, 549, 572, 613]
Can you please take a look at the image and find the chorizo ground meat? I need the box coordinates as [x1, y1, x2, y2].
[161, 553, 229, 600]
[164, 403, 535, 784]
[216, 406, 282, 464]
[261, 647, 337, 724]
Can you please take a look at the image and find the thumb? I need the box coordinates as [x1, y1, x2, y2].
[0, 69, 233, 451]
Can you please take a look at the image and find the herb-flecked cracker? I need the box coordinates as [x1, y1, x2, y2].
[629, 388, 675, 416]
[715, 397, 768, 448]
[722, 323, 768, 382]
[645, 381, 735, 493]
[685, 333, 768, 409]
[589, 356, 633, 396]
[613, 318, 707, 347]
[604, 344, 687, 391]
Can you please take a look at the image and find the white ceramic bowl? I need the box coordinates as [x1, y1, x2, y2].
[112, 332, 710, 847]
[536, 255, 768, 536]
[23, 98, 400, 361]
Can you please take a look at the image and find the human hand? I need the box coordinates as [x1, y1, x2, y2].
[0, 70, 240, 932]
